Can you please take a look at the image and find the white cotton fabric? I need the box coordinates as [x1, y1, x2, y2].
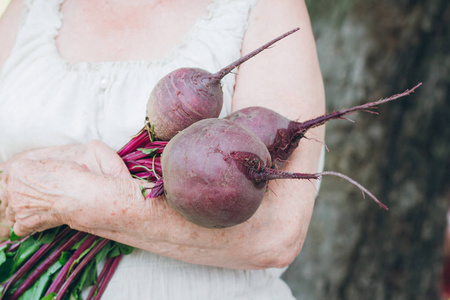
[0, 0, 297, 299]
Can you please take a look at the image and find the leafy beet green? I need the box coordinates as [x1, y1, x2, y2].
[0, 129, 166, 299]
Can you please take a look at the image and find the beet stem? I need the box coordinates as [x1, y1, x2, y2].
[1, 227, 73, 298]
[117, 128, 150, 157]
[92, 254, 123, 300]
[55, 239, 110, 300]
[86, 256, 115, 300]
[7, 230, 85, 300]
[121, 142, 167, 161]
[298, 83, 422, 132]
[0, 234, 31, 253]
[209, 27, 300, 82]
[2, 126, 167, 299]
[45, 234, 98, 296]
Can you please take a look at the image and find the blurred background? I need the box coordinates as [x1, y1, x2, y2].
[1, 0, 449, 299]
[282, 1, 450, 300]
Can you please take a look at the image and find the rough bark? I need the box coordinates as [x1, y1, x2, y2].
[283, 1, 450, 299]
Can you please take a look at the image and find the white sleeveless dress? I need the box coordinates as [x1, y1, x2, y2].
[0, 0, 298, 299]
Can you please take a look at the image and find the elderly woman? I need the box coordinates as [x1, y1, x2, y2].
[0, 0, 324, 298]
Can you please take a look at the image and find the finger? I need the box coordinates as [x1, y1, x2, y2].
[0, 196, 9, 219]
[0, 168, 5, 196]
[12, 215, 36, 237]
[89, 140, 131, 178]
[0, 212, 14, 228]
[13, 222, 31, 237]
[0, 188, 6, 209]
[14, 214, 56, 237]
[103, 157, 131, 179]
[22, 144, 82, 161]
[6, 206, 15, 223]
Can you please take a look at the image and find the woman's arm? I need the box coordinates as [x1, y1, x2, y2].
[0, 0, 24, 237]
[0, 0, 22, 73]
[1, 0, 325, 269]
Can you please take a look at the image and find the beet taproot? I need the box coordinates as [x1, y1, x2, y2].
[161, 118, 387, 229]
[146, 28, 300, 140]
[161, 118, 269, 228]
[226, 83, 422, 168]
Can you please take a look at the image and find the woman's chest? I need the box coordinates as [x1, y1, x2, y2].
[56, 0, 213, 64]
[0, 59, 159, 161]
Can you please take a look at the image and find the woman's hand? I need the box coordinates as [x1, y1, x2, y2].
[61, 0, 325, 270]
[0, 0, 325, 270]
[0, 141, 131, 237]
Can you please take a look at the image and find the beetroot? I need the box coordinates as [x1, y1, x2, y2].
[161, 119, 269, 228]
[146, 28, 300, 140]
[226, 83, 422, 168]
[225, 106, 291, 167]
[161, 118, 387, 229]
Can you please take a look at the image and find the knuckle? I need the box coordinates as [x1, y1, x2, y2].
[13, 223, 27, 237]
[8, 158, 32, 175]
[0, 190, 7, 207]
[5, 182, 23, 203]
[6, 207, 15, 222]
[16, 216, 36, 233]
[24, 149, 40, 160]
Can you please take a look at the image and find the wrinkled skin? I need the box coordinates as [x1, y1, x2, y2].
[0, 141, 131, 237]
[146, 68, 223, 140]
[161, 118, 271, 228]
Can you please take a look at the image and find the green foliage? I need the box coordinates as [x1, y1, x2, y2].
[108, 243, 134, 258]
[18, 252, 70, 300]
[138, 147, 159, 156]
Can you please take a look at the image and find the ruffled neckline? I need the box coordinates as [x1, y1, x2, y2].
[49, 0, 222, 73]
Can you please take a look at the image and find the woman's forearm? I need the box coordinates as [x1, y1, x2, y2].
[68, 0, 326, 269]
[0, 0, 325, 270]
[70, 129, 323, 270]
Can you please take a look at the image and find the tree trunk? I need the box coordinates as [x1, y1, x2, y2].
[283, 0, 450, 299]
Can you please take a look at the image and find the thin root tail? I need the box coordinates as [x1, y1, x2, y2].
[298, 83, 422, 132]
[210, 27, 300, 82]
[318, 171, 388, 210]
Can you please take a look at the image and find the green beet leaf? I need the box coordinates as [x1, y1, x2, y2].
[17, 251, 70, 300]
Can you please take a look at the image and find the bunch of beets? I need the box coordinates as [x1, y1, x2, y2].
[0, 28, 421, 299]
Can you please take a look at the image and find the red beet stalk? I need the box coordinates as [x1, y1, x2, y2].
[0, 227, 73, 298]
[45, 234, 99, 296]
[0, 234, 32, 253]
[86, 256, 116, 300]
[1, 128, 167, 299]
[89, 255, 124, 300]
[117, 128, 152, 157]
[8, 231, 85, 300]
[55, 239, 110, 300]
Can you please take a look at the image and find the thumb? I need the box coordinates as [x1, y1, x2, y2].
[90, 140, 131, 179]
